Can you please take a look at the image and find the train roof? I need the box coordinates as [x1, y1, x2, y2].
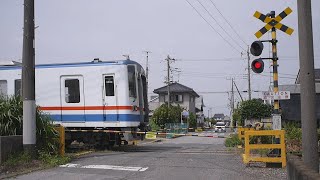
[0, 59, 142, 70]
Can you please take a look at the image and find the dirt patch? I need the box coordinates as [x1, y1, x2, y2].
[0, 159, 46, 179]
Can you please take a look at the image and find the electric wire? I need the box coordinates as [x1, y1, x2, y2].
[208, 0, 248, 46]
[185, 0, 242, 54]
[195, 0, 246, 51]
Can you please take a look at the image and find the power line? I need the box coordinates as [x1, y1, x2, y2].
[185, 0, 242, 54]
[208, 0, 248, 46]
[195, 0, 246, 51]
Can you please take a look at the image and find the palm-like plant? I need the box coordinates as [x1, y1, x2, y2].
[0, 96, 59, 154]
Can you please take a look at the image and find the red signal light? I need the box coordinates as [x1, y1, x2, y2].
[254, 61, 262, 69]
[251, 59, 264, 73]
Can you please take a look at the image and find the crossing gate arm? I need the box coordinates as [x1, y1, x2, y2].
[242, 130, 286, 168]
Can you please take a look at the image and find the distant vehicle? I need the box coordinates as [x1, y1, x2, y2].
[215, 122, 226, 132]
[0, 59, 149, 147]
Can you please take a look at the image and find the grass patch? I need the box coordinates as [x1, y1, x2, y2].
[1, 151, 70, 176]
[225, 134, 242, 147]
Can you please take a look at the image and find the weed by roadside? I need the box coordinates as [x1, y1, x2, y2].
[225, 134, 242, 147]
[0, 151, 70, 177]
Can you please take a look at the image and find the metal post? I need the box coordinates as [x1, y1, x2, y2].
[297, 0, 319, 172]
[22, 0, 36, 155]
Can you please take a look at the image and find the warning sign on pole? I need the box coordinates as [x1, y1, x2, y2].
[272, 115, 282, 130]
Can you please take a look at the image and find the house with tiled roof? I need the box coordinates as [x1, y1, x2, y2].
[151, 82, 200, 114]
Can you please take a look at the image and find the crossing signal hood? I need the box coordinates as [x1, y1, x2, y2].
[250, 41, 264, 56]
[251, 59, 264, 73]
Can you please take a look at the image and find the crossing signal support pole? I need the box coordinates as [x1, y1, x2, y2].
[270, 11, 280, 115]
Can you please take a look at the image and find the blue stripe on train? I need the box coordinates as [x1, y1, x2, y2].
[49, 114, 141, 122]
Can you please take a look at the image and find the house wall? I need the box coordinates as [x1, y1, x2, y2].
[158, 93, 196, 114]
[280, 93, 320, 124]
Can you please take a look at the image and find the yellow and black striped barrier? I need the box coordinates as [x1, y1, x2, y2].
[65, 129, 227, 138]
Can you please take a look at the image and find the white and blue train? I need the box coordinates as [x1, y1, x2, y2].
[0, 59, 149, 147]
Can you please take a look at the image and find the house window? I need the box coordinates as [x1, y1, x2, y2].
[105, 76, 115, 96]
[164, 95, 169, 102]
[164, 95, 173, 102]
[0, 80, 7, 96]
[65, 79, 80, 103]
[128, 65, 137, 98]
[174, 94, 183, 102]
[14, 79, 22, 97]
[190, 96, 194, 102]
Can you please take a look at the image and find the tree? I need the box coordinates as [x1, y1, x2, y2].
[188, 112, 197, 129]
[237, 99, 272, 124]
[151, 104, 183, 128]
[232, 109, 242, 126]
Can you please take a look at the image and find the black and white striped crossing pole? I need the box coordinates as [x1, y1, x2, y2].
[22, 0, 36, 155]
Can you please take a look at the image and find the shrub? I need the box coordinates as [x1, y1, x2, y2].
[151, 104, 182, 128]
[225, 134, 242, 147]
[188, 112, 197, 129]
[284, 122, 302, 153]
[0, 96, 59, 154]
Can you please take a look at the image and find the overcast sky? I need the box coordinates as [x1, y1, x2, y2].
[1, 0, 319, 117]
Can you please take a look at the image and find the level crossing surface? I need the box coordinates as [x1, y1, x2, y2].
[12, 129, 286, 180]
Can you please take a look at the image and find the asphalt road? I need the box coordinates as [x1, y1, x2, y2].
[11, 130, 287, 180]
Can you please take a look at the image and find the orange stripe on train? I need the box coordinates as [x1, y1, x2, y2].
[39, 106, 136, 111]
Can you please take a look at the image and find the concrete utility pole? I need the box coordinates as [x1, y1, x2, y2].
[166, 55, 171, 108]
[230, 78, 234, 129]
[144, 51, 150, 84]
[297, 0, 319, 172]
[22, 0, 36, 155]
[247, 48, 251, 100]
[144, 51, 150, 99]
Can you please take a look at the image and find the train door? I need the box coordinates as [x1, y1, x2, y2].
[137, 74, 144, 122]
[60, 76, 85, 122]
[103, 74, 118, 122]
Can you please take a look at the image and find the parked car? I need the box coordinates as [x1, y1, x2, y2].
[215, 122, 226, 132]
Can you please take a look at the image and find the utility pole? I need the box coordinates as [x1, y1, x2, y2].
[230, 78, 234, 129]
[144, 51, 150, 99]
[144, 51, 150, 84]
[247, 48, 252, 100]
[297, 0, 318, 172]
[233, 80, 244, 102]
[22, 0, 36, 155]
[166, 55, 174, 108]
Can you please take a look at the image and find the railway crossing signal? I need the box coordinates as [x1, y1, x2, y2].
[253, 7, 294, 39]
[251, 8, 294, 155]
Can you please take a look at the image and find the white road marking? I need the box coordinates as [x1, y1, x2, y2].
[60, 163, 148, 172]
[59, 163, 80, 168]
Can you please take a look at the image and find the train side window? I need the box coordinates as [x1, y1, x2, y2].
[0, 80, 8, 96]
[128, 65, 137, 98]
[14, 79, 22, 97]
[105, 76, 115, 96]
[65, 79, 80, 103]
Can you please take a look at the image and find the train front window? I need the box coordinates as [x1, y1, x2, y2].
[128, 65, 137, 98]
[105, 76, 115, 96]
[65, 79, 80, 103]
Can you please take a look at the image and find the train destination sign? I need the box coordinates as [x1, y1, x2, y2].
[262, 91, 290, 100]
